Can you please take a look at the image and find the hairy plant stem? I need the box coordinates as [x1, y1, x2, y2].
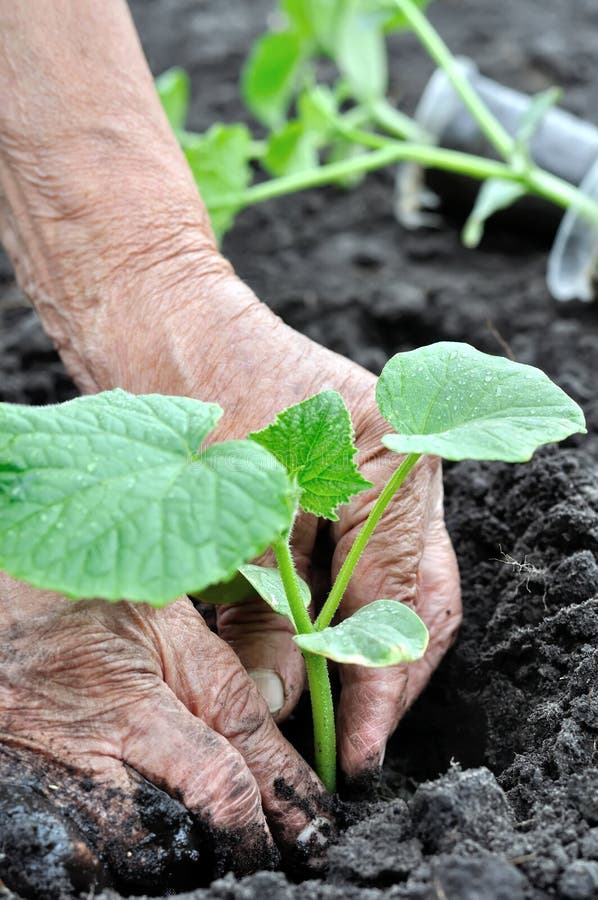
[273, 538, 337, 791]
[316, 453, 422, 631]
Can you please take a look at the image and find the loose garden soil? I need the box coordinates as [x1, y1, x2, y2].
[1, 1, 597, 898]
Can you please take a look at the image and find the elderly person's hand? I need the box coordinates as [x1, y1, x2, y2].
[0, 1, 461, 894]
[0, 576, 334, 896]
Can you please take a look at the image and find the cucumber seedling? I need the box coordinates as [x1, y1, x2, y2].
[0, 343, 586, 791]
[156, 0, 598, 250]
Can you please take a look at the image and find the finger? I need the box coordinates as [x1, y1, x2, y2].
[403, 514, 461, 709]
[121, 683, 277, 877]
[334, 459, 460, 780]
[161, 601, 336, 868]
[216, 514, 318, 722]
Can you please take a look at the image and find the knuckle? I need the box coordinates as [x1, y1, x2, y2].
[213, 665, 269, 741]
[195, 750, 262, 829]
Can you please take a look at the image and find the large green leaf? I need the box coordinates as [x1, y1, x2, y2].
[242, 30, 306, 128]
[376, 342, 586, 462]
[250, 391, 372, 520]
[182, 124, 253, 239]
[0, 391, 295, 605]
[295, 599, 428, 665]
[238, 564, 311, 621]
[155, 67, 190, 131]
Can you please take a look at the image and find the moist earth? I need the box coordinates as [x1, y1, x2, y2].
[1, 0, 598, 898]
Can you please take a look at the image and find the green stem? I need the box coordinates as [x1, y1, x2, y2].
[273, 538, 313, 635]
[304, 653, 337, 792]
[368, 97, 431, 143]
[392, 0, 515, 161]
[273, 538, 337, 791]
[209, 144, 516, 211]
[210, 137, 598, 226]
[315, 453, 422, 632]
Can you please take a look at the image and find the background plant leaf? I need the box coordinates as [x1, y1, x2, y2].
[263, 121, 320, 176]
[242, 30, 306, 128]
[0, 391, 295, 605]
[376, 342, 586, 462]
[462, 178, 527, 249]
[238, 564, 311, 621]
[295, 599, 428, 665]
[182, 124, 253, 239]
[155, 66, 190, 131]
[335, 5, 388, 101]
[513, 86, 562, 166]
[250, 390, 372, 520]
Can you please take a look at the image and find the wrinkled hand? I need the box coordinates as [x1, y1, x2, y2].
[0, 576, 334, 896]
[0, 37, 461, 884]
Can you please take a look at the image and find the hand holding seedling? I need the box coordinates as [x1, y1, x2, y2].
[0, 1, 459, 878]
[0, 1, 586, 892]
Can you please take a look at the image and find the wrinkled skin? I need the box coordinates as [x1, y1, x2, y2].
[0, 1, 462, 893]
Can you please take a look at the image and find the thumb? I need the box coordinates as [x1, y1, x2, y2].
[334, 458, 461, 781]
[216, 515, 318, 721]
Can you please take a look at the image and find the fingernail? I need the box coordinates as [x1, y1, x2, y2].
[297, 816, 333, 850]
[248, 668, 284, 714]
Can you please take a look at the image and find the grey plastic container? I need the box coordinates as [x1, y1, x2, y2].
[397, 59, 598, 300]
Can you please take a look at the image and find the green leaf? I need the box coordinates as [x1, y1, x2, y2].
[380, 0, 432, 32]
[238, 564, 311, 621]
[194, 571, 257, 606]
[335, 6, 388, 101]
[462, 178, 527, 249]
[242, 30, 306, 128]
[326, 139, 368, 188]
[513, 87, 561, 165]
[250, 391, 372, 521]
[182, 124, 253, 239]
[297, 85, 338, 137]
[295, 599, 428, 666]
[263, 121, 319, 177]
[155, 67, 190, 131]
[282, 0, 343, 51]
[376, 342, 587, 462]
[0, 390, 295, 605]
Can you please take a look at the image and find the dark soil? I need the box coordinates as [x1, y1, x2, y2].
[1, 1, 598, 898]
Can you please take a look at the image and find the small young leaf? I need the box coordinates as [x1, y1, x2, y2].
[376, 342, 586, 462]
[238, 564, 311, 621]
[0, 391, 295, 605]
[155, 67, 190, 131]
[335, 7, 388, 101]
[297, 85, 338, 138]
[513, 87, 562, 165]
[462, 178, 527, 249]
[295, 599, 428, 666]
[263, 121, 320, 177]
[250, 391, 372, 521]
[326, 139, 368, 188]
[242, 30, 306, 128]
[182, 124, 253, 239]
